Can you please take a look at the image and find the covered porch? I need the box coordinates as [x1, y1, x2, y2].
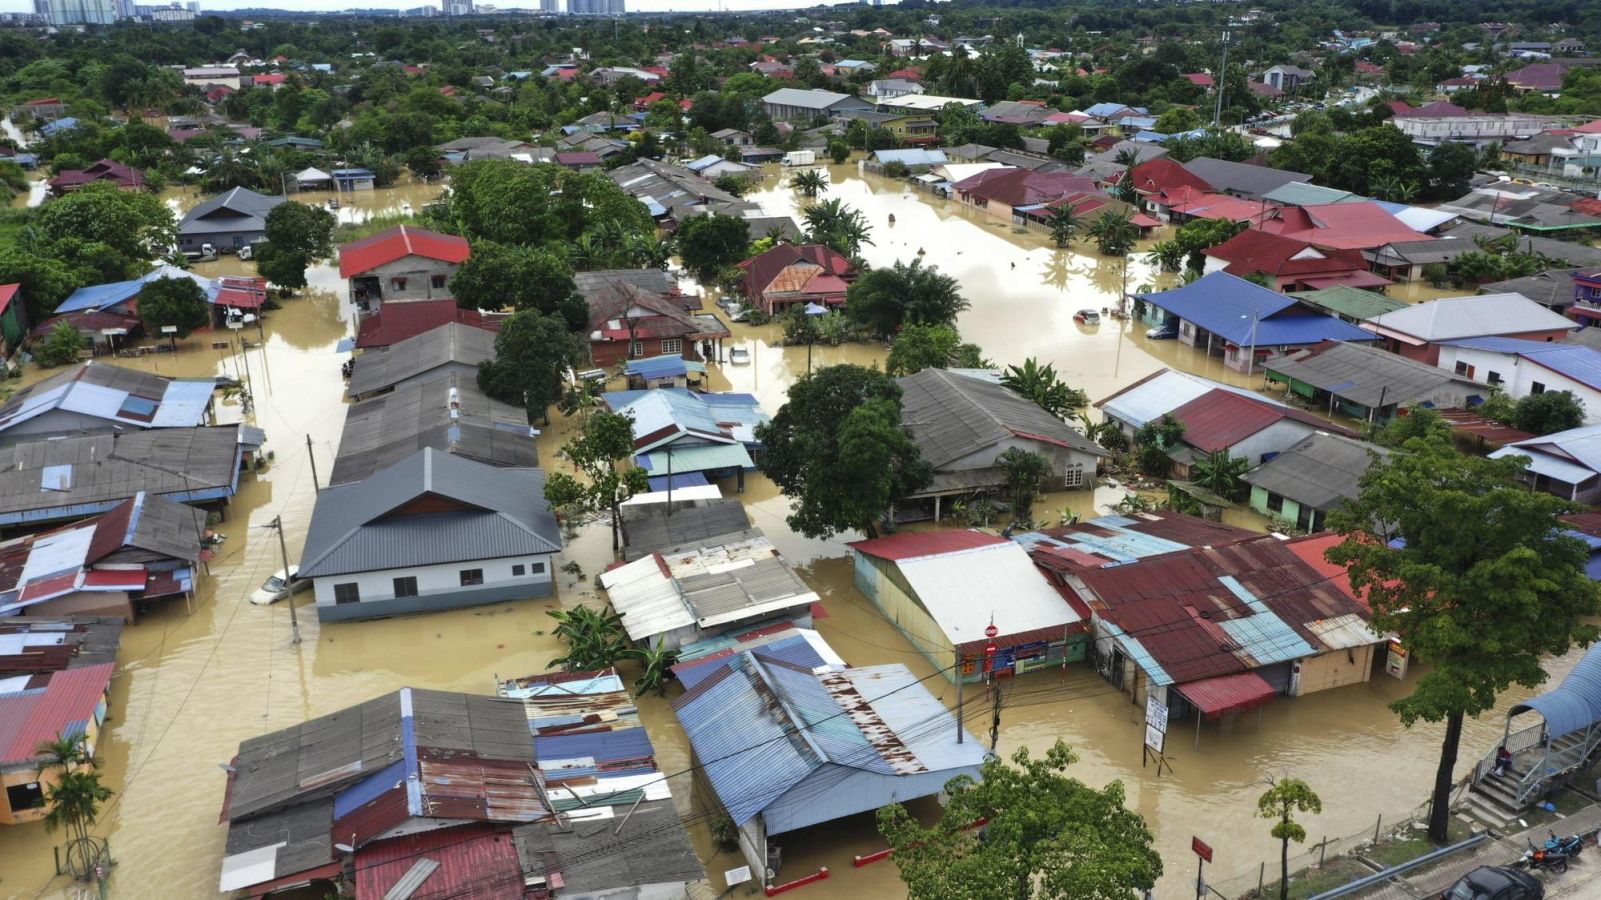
[1471, 643, 1601, 817]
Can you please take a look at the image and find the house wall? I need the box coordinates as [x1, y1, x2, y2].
[21, 590, 135, 622]
[591, 333, 697, 368]
[1248, 485, 1322, 531]
[0, 696, 107, 825]
[958, 193, 1016, 222]
[1, 299, 29, 355]
[931, 438, 1098, 492]
[180, 226, 265, 252]
[349, 256, 461, 307]
[1434, 344, 1601, 423]
[1224, 418, 1322, 465]
[853, 552, 957, 681]
[1292, 644, 1376, 696]
[563, 882, 690, 900]
[312, 553, 555, 622]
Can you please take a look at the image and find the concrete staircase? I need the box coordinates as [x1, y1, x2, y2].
[1464, 731, 1595, 827]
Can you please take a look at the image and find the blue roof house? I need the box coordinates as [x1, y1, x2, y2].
[603, 389, 764, 489]
[1434, 336, 1601, 426]
[1135, 271, 1378, 372]
[671, 650, 983, 890]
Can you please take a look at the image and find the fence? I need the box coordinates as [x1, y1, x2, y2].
[1206, 795, 1442, 899]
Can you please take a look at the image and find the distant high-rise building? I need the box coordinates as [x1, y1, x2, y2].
[442, 0, 473, 13]
[44, 0, 116, 25]
[539, 0, 558, 12]
[607, 0, 623, 13]
[185, 1, 198, 11]
[32, 0, 52, 21]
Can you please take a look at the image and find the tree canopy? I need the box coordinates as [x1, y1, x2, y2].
[476, 309, 581, 423]
[137, 275, 211, 338]
[755, 364, 930, 539]
[1327, 434, 1601, 842]
[844, 259, 969, 340]
[449, 242, 586, 329]
[884, 323, 986, 376]
[435, 159, 652, 251]
[542, 409, 650, 554]
[674, 213, 752, 282]
[878, 740, 1161, 900]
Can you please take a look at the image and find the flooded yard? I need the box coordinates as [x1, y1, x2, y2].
[0, 171, 1576, 900]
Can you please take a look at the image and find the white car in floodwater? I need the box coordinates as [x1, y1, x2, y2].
[729, 346, 751, 365]
[250, 566, 309, 606]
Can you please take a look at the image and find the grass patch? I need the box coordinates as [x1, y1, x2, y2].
[1365, 817, 1472, 869]
[331, 212, 421, 242]
[1243, 856, 1373, 900]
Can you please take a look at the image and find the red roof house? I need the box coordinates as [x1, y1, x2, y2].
[1184, 72, 1215, 88]
[1165, 387, 1353, 464]
[252, 72, 286, 87]
[1257, 202, 1433, 251]
[583, 281, 729, 366]
[47, 159, 145, 194]
[952, 168, 1101, 220]
[339, 226, 472, 311]
[633, 90, 668, 110]
[1202, 229, 1391, 292]
[738, 243, 857, 315]
[1116, 157, 1215, 221]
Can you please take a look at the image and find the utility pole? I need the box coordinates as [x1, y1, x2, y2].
[306, 435, 320, 494]
[955, 646, 964, 743]
[260, 516, 301, 645]
[1213, 30, 1231, 127]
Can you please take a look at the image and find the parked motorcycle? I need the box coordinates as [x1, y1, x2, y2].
[1544, 831, 1583, 861]
[1512, 840, 1570, 874]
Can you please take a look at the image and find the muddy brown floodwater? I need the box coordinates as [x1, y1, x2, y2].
[0, 170, 1572, 900]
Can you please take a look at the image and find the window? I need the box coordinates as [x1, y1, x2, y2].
[460, 568, 484, 586]
[1532, 381, 1547, 394]
[390, 276, 408, 291]
[431, 274, 447, 289]
[1454, 361, 1469, 376]
[333, 583, 360, 604]
[512, 564, 526, 577]
[530, 561, 546, 575]
[1062, 464, 1084, 489]
[1488, 371, 1503, 386]
[6, 782, 42, 815]
[630, 341, 645, 358]
[1267, 493, 1284, 513]
[660, 338, 682, 354]
[392, 576, 418, 598]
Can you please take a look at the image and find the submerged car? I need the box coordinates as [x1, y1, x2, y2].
[1442, 866, 1542, 900]
[729, 346, 752, 365]
[1074, 309, 1101, 325]
[249, 566, 308, 606]
[1147, 321, 1179, 340]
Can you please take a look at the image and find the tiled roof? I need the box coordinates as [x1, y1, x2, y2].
[338, 225, 470, 278]
[1259, 202, 1433, 250]
[354, 298, 499, 349]
[952, 167, 1099, 207]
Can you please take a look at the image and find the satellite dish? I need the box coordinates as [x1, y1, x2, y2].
[334, 843, 355, 853]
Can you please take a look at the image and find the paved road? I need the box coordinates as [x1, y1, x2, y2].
[1356, 807, 1601, 898]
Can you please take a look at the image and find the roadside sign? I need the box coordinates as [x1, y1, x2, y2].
[1385, 639, 1409, 680]
[1192, 836, 1213, 863]
[1144, 724, 1165, 755]
[1145, 695, 1168, 733]
[724, 865, 752, 887]
[161, 325, 178, 334]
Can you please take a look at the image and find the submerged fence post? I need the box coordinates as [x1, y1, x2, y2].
[1319, 837, 1328, 868]
[1373, 815, 1382, 844]
[1258, 862, 1265, 894]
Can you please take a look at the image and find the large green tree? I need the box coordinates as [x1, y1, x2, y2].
[36, 183, 175, 266]
[1511, 391, 1586, 436]
[755, 364, 930, 538]
[885, 323, 986, 376]
[878, 740, 1161, 900]
[674, 213, 751, 283]
[438, 159, 652, 249]
[844, 259, 969, 340]
[263, 201, 335, 262]
[137, 276, 211, 338]
[476, 310, 581, 424]
[1327, 436, 1601, 843]
[449, 242, 586, 328]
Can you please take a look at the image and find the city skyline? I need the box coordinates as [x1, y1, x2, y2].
[5, 0, 881, 12]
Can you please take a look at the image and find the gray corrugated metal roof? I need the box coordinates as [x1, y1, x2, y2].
[1241, 432, 1389, 511]
[299, 448, 560, 578]
[179, 187, 285, 237]
[678, 555, 815, 625]
[898, 368, 1107, 468]
[621, 498, 749, 561]
[330, 372, 536, 486]
[0, 426, 243, 517]
[1181, 157, 1310, 199]
[1263, 341, 1480, 407]
[346, 323, 496, 398]
[515, 801, 704, 893]
[130, 493, 206, 562]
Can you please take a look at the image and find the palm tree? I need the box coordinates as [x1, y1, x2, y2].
[1190, 449, 1251, 501]
[1146, 240, 1186, 272]
[1043, 203, 1082, 248]
[1110, 170, 1138, 203]
[789, 168, 828, 197]
[628, 638, 680, 696]
[1112, 147, 1142, 169]
[1002, 358, 1087, 418]
[1369, 174, 1418, 202]
[625, 233, 673, 270]
[1086, 210, 1140, 257]
[35, 732, 112, 880]
[802, 198, 874, 258]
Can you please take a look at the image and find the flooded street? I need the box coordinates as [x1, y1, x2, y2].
[0, 171, 1574, 900]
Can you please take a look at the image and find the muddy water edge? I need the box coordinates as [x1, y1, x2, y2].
[0, 171, 1575, 900]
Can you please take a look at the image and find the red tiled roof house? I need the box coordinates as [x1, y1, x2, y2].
[737, 243, 857, 316]
[338, 225, 471, 314]
[1202, 229, 1392, 292]
[583, 281, 730, 367]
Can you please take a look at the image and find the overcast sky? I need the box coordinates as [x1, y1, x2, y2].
[0, 0, 876, 12]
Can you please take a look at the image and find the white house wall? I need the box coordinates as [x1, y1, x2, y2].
[1434, 345, 1601, 423]
[312, 553, 554, 621]
[1225, 419, 1323, 465]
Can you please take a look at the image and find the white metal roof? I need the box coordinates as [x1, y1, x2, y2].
[599, 554, 695, 641]
[1097, 369, 1275, 428]
[1366, 293, 1577, 342]
[893, 541, 1079, 644]
[880, 93, 981, 111]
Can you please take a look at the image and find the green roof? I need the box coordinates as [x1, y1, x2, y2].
[1261, 182, 1362, 206]
[1300, 285, 1407, 322]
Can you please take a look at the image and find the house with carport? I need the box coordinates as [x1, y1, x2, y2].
[1263, 340, 1485, 423]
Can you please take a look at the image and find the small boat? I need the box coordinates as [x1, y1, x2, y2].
[887, 213, 896, 224]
